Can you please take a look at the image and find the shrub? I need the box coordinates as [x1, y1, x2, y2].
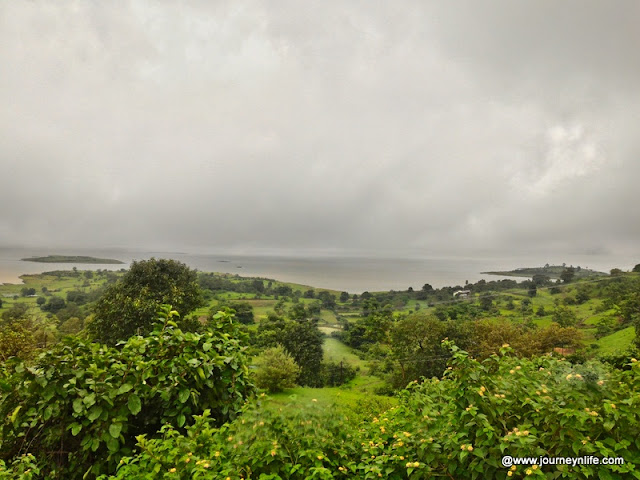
[0, 307, 253, 479]
[254, 345, 300, 393]
[104, 342, 640, 479]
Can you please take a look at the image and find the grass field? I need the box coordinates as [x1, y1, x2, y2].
[323, 337, 365, 368]
[596, 326, 636, 356]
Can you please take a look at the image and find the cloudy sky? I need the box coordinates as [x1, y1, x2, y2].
[1, 1, 639, 258]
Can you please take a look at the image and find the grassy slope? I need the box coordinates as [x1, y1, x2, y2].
[596, 327, 636, 355]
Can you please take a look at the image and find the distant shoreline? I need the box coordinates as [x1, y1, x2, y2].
[481, 265, 607, 279]
[21, 255, 124, 265]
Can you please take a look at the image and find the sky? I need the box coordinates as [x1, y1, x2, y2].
[1, 1, 639, 259]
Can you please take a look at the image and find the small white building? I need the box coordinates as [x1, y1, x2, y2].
[453, 290, 471, 299]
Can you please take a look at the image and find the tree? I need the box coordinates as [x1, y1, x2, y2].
[528, 284, 537, 297]
[215, 301, 254, 324]
[281, 319, 324, 387]
[478, 293, 493, 311]
[41, 296, 66, 314]
[552, 305, 578, 327]
[89, 258, 204, 345]
[560, 267, 575, 284]
[610, 268, 624, 276]
[633, 264, 640, 273]
[390, 314, 448, 387]
[254, 345, 300, 393]
[339, 291, 350, 303]
[20, 287, 36, 297]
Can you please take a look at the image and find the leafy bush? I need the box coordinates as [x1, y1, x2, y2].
[104, 342, 640, 479]
[89, 258, 204, 345]
[254, 345, 300, 392]
[0, 307, 253, 479]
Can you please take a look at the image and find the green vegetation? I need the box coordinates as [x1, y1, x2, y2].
[1, 260, 640, 478]
[89, 258, 203, 345]
[0, 308, 252, 479]
[21, 255, 124, 264]
[483, 264, 606, 280]
[106, 342, 640, 479]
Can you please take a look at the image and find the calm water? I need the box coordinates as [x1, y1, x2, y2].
[0, 247, 635, 293]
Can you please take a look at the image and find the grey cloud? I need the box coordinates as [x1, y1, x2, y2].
[1, 1, 639, 259]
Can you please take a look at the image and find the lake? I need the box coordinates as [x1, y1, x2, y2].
[0, 247, 634, 293]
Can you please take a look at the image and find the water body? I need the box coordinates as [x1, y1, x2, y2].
[0, 247, 635, 293]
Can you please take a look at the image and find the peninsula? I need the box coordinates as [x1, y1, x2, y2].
[21, 255, 124, 264]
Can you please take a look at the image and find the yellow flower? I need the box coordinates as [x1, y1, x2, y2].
[227, 436, 233, 442]
[532, 465, 538, 470]
[515, 366, 521, 370]
[271, 450, 276, 456]
[214, 451, 220, 457]
[510, 370, 515, 374]
[566, 374, 573, 380]
[632, 358, 637, 363]
[611, 403, 616, 409]
[312, 399, 318, 402]
[226, 478, 231, 480]
[511, 466, 516, 471]
[526, 469, 532, 475]
[507, 472, 513, 477]
[317, 455, 324, 460]
[406, 462, 413, 468]
[480, 386, 486, 392]
[460, 444, 466, 450]
[403, 431, 411, 437]
[202, 463, 210, 469]
[597, 380, 604, 385]
[467, 445, 473, 452]
[502, 343, 510, 348]
[399, 456, 405, 460]
[169, 468, 176, 473]
[380, 426, 386, 433]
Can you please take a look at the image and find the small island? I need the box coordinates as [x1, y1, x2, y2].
[21, 255, 124, 264]
[482, 264, 607, 279]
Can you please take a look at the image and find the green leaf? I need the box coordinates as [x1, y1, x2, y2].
[106, 436, 119, 453]
[87, 406, 103, 422]
[178, 388, 190, 404]
[73, 398, 84, 414]
[117, 383, 134, 395]
[128, 394, 142, 415]
[71, 423, 82, 436]
[203, 342, 212, 352]
[109, 422, 122, 438]
[177, 413, 186, 427]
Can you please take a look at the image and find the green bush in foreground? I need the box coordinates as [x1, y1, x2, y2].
[0, 308, 253, 479]
[105, 343, 640, 479]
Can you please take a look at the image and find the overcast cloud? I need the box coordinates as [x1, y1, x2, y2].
[1, 1, 639, 258]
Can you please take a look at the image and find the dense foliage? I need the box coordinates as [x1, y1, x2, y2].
[89, 259, 203, 344]
[0, 308, 253, 479]
[104, 342, 640, 479]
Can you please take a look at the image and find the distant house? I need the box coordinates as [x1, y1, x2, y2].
[453, 290, 471, 299]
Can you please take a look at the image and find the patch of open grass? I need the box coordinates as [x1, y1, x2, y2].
[596, 327, 636, 356]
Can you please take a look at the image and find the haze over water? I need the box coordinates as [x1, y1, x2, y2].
[1, 247, 634, 293]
